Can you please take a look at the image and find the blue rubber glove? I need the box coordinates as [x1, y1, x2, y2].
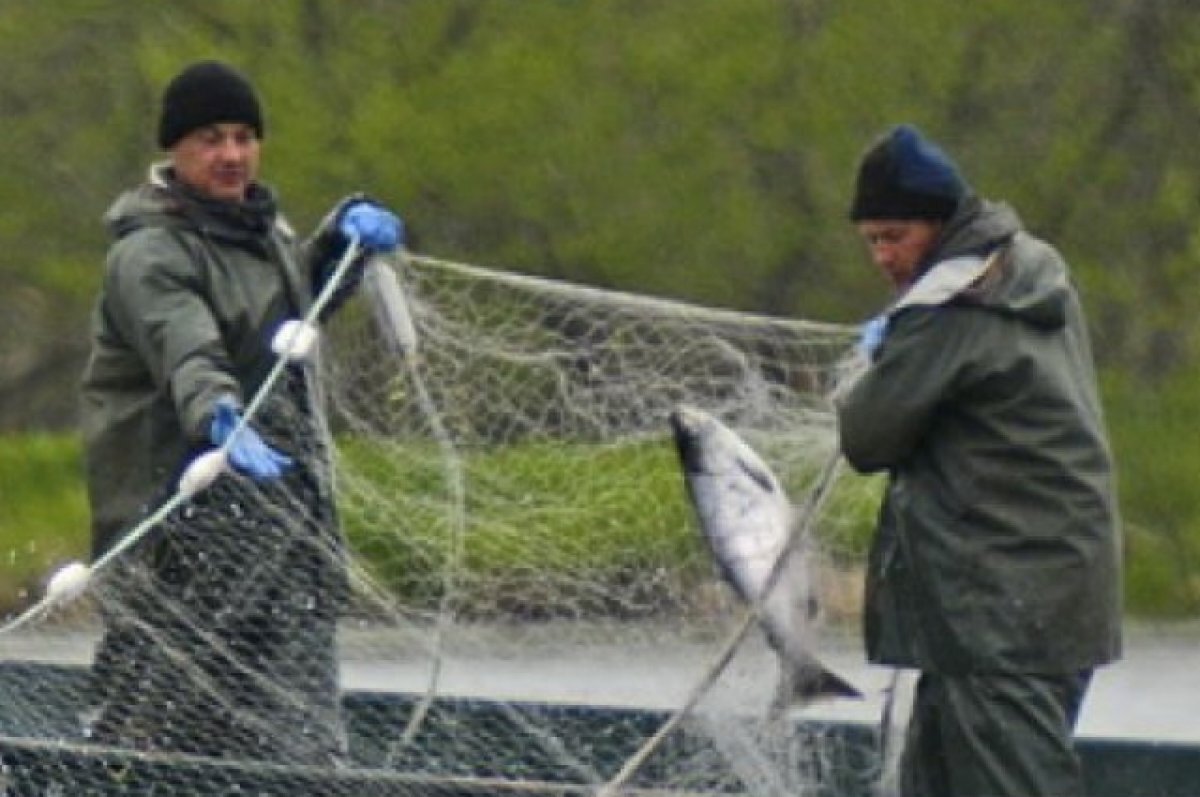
[338, 201, 404, 253]
[209, 397, 292, 481]
[858, 314, 889, 358]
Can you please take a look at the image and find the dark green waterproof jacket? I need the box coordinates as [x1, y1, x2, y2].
[836, 197, 1122, 674]
[81, 165, 340, 555]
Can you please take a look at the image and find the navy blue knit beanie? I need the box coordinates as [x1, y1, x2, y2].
[849, 124, 968, 221]
[157, 61, 264, 149]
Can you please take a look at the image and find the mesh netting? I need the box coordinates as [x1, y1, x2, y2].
[0, 253, 884, 796]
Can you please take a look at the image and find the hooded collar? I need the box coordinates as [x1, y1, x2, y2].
[895, 197, 1067, 329]
[151, 162, 279, 240]
[105, 163, 290, 256]
[928, 195, 1021, 263]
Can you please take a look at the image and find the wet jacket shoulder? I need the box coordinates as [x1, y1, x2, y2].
[835, 198, 1122, 673]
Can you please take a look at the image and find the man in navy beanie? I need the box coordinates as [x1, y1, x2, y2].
[836, 125, 1123, 797]
[81, 59, 404, 764]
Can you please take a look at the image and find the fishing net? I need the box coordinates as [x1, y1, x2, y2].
[0, 252, 885, 796]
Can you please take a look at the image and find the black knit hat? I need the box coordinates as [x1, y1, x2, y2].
[157, 60, 264, 149]
[849, 124, 968, 222]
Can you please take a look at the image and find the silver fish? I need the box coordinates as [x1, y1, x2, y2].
[669, 405, 861, 707]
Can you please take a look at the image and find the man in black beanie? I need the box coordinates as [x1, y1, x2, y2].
[157, 60, 264, 151]
[835, 124, 1123, 797]
[81, 59, 404, 764]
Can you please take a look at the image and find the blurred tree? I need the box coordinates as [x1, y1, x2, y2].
[0, 0, 160, 428]
[2, 0, 1200, 613]
[3, 0, 1198, 371]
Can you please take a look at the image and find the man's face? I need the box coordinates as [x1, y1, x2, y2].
[170, 122, 260, 203]
[855, 219, 943, 292]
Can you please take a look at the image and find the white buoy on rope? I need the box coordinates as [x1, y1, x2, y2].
[178, 448, 229, 498]
[45, 561, 92, 605]
[270, 318, 320, 363]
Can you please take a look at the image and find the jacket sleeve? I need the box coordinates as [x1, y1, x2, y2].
[301, 194, 368, 313]
[102, 230, 239, 442]
[835, 306, 971, 473]
[300, 199, 349, 293]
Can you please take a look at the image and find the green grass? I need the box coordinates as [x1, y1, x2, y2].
[0, 432, 706, 617]
[1104, 373, 1200, 617]
[0, 434, 90, 610]
[336, 435, 704, 616]
[0, 428, 1194, 619]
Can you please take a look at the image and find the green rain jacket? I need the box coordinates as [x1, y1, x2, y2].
[81, 165, 337, 555]
[836, 197, 1122, 674]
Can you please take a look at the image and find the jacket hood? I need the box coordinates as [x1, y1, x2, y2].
[924, 197, 1070, 330]
[102, 170, 179, 240]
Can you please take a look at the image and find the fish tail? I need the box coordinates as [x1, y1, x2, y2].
[771, 659, 863, 713]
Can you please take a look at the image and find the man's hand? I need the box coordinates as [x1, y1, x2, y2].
[338, 200, 404, 253]
[858, 314, 889, 358]
[209, 396, 292, 480]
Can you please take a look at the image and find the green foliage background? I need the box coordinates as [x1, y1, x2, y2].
[1, 0, 1198, 616]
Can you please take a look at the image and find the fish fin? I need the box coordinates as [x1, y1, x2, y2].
[736, 453, 779, 495]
